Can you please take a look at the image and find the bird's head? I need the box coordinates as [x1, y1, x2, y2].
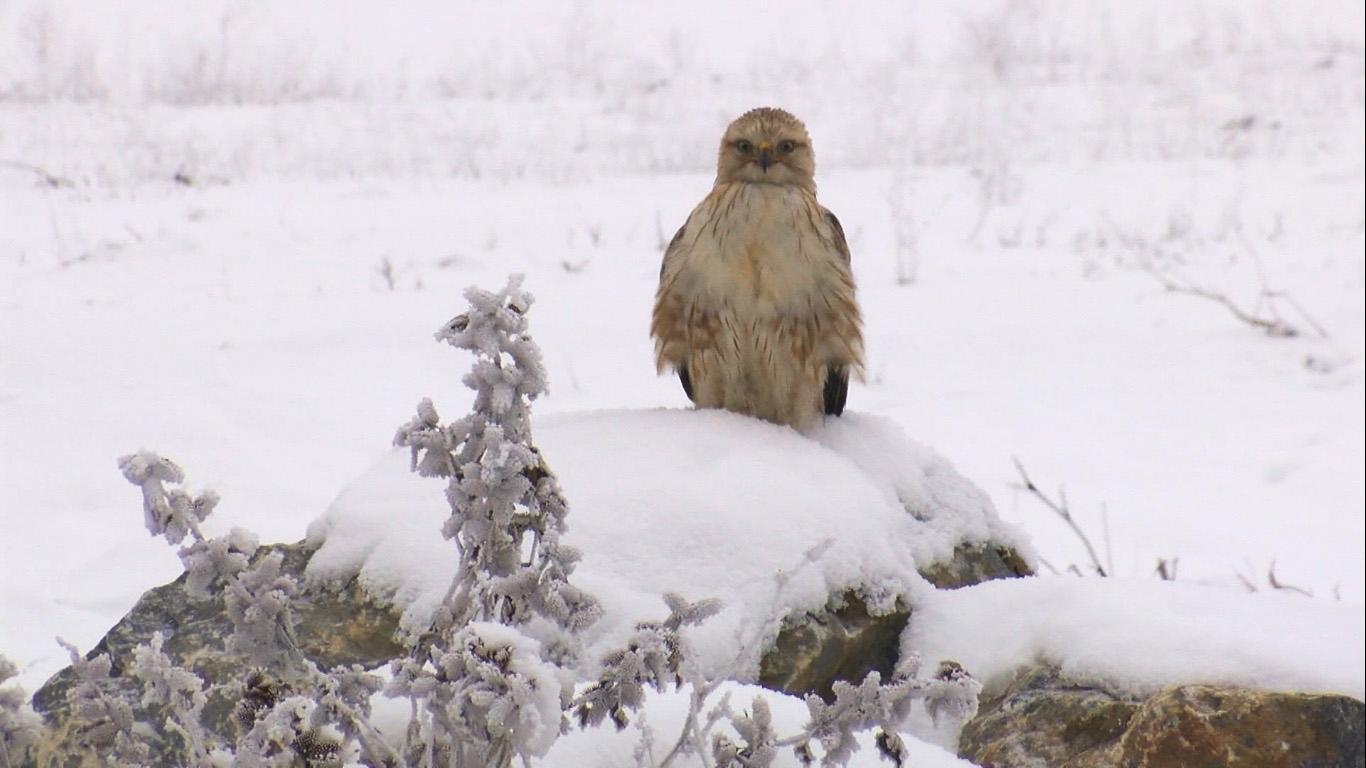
[715, 107, 815, 190]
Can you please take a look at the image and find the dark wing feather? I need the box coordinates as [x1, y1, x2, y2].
[659, 218, 695, 404]
[821, 207, 852, 417]
[660, 223, 688, 279]
[822, 207, 851, 263]
[678, 364, 695, 403]
[823, 365, 848, 416]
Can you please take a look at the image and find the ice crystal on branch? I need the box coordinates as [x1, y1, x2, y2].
[129, 632, 213, 766]
[180, 527, 260, 597]
[225, 552, 303, 669]
[235, 695, 356, 768]
[113, 453, 399, 767]
[56, 639, 153, 765]
[118, 450, 257, 598]
[118, 450, 220, 545]
[787, 653, 981, 767]
[573, 594, 722, 732]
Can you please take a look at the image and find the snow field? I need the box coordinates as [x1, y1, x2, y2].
[1, 0, 1361, 733]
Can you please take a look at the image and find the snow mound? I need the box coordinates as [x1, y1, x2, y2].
[306, 408, 1022, 678]
[906, 576, 1365, 699]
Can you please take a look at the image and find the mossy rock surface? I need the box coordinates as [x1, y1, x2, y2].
[959, 665, 1366, 768]
[758, 541, 1032, 700]
[28, 541, 404, 768]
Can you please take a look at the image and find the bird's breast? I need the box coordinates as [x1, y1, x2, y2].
[684, 183, 833, 314]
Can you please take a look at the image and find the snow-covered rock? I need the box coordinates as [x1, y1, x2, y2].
[305, 407, 1362, 700]
[305, 408, 1033, 685]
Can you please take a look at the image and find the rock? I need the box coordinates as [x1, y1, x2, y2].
[26, 531, 1030, 765]
[959, 665, 1366, 768]
[918, 542, 1033, 590]
[958, 666, 1143, 766]
[759, 543, 1032, 701]
[759, 591, 909, 701]
[28, 541, 403, 768]
[1118, 685, 1365, 768]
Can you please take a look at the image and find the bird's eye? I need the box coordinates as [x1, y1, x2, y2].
[778, 140, 796, 154]
[735, 140, 754, 154]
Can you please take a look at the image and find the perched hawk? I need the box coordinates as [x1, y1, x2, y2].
[651, 107, 864, 430]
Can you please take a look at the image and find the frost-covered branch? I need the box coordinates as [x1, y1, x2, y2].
[118, 450, 259, 597]
[577, 586, 980, 768]
[751, 656, 980, 768]
[128, 633, 214, 767]
[391, 275, 602, 766]
[111, 452, 401, 767]
[118, 451, 219, 545]
[394, 275, 600, 636]
[573, 593, 722, 734]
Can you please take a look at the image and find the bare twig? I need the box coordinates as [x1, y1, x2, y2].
[1234, 560, 1314, 596]
[654, 210, 669, 252]
[376, 257, 397, 291]
[1011, 458, 1108, 577]
[1274, 290, 1330, 339]
[1100, 503, 1114, 577]
[1154, 557, 1179, 581]
[1266, 561, 1313, 597]
[1106, 214, 1328, 339]
[1146, 267, 1299, 337]
[0, 159, 72, 188]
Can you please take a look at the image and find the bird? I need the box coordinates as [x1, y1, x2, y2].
[650, 107, 864, 430]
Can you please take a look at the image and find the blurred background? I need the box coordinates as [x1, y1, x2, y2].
[1, 0, 1362, 690]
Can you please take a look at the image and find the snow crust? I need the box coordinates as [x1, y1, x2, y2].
[906, 575, 1365, 700]
[308, 407, 1364, 705]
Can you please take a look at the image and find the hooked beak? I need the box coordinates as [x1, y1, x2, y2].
[757, 142, 774, 172]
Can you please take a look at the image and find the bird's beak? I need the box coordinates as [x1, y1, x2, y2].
[757, 142, 774, 172]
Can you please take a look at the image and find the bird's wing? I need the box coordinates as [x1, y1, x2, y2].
[819, 205, 859, 409]
[651, 203, 702, 388]
[821, 206, 852, 264]
[659, 219, 691, 280]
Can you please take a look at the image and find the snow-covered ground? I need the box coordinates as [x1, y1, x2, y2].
[1, 0, 1362, 721]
